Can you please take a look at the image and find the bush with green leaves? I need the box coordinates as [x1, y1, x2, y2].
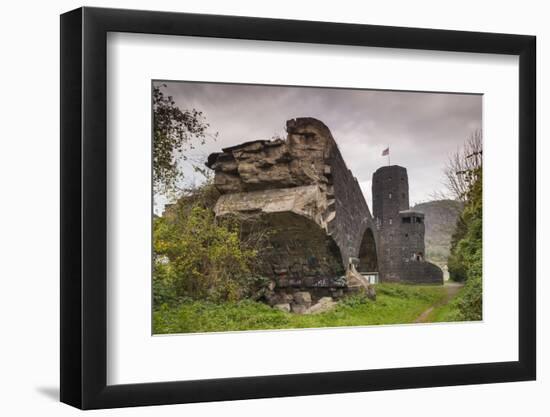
[152, 260, 179, 307]
[153, 203, 262, 307]
[447, 168, 482, 320]
[339, 293, 371, 308]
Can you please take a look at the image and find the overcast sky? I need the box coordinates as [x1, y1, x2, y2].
[155, 81, 481, 212]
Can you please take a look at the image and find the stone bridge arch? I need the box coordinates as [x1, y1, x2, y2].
[357, 226, 378, 273]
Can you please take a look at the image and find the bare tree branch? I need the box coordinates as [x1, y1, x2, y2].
[444, 129, 482, 201]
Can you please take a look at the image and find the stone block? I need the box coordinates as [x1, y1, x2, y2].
[293, 291, 312, 306]
[290, 304, 308, 314]
[306, 297, 337, 314]
[273, 303, 291, 313]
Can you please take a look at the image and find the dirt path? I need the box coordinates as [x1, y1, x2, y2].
[414, 282, 463, 323]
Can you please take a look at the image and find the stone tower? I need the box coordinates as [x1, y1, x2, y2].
[372, 165, 442, 283]
[372, 165, 409, 224]
[372, 166, 408, 281]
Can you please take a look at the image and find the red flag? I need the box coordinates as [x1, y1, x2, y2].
[382, 147, 389, 156]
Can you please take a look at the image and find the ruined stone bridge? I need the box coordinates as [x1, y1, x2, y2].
[206, 117, 442, 298]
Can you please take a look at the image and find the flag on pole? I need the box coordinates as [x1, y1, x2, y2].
[382, 147, 390, 166]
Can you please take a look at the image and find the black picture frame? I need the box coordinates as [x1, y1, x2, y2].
[60, 6, 536, 410]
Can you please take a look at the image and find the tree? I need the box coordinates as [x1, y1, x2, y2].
[448, 168, 482, 280]
[443, 129, 482, 201]
[153, 84, 217, 195]
[447, 168, 482, 320]
[444, 130, 483, 320]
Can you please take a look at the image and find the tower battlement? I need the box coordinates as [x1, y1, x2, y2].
[372, 165, 409, 223]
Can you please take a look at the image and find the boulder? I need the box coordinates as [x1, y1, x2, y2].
[266, 292, 294, 306]
[273, 303, 291, 313]
[346, 265, 376, 300]
[366, 285, 377, 301]
[290, 304, 308, 314]
[293, 291, 312, 307]
[306, 297, 337, 314]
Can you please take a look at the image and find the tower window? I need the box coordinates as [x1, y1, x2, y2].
[416, 217, 423, 224]
[412, 252, 424, 262]
[402, 217, 411, 224]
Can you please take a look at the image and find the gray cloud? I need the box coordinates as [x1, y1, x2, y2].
[155, 81, 481, 210]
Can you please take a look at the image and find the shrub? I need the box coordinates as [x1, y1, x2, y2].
[153, 203, 262, 305]
[339, 293, 371, 308]
[152, 260, 179, 307]
[447, 168, 482, 319]
[454, 274, 482, 321]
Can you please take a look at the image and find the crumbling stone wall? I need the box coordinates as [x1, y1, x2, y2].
[206, 118, 335, 194]
[215, 187, 346, 290]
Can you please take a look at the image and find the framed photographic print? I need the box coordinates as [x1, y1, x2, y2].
[60, 6, 536, 410]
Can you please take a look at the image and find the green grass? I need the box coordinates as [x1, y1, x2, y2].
[425, 285, 468, 323]
[427, 301, 459, 322]
[153, 284, 448, 334]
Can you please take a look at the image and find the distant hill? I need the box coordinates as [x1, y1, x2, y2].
[413, 199, 463, 265]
